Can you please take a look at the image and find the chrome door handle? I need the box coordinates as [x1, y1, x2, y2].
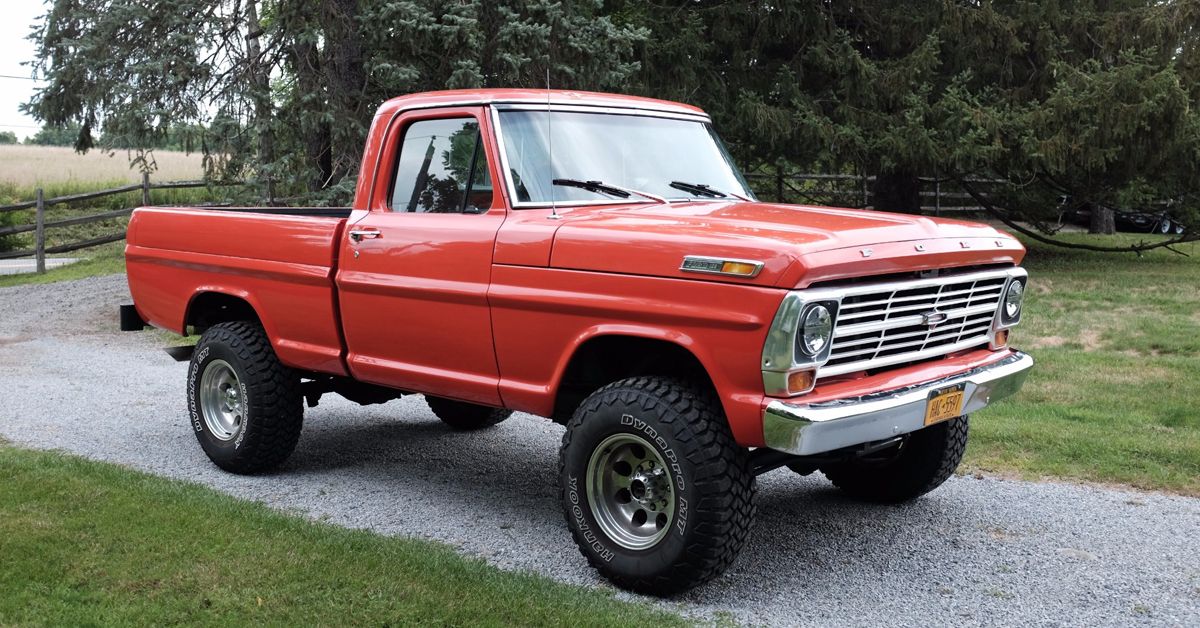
[349, 229, 382, 241]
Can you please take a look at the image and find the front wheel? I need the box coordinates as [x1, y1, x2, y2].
[819, 415, 969, 503]
[558, 377, 756, 596]
[188, 321, 303, 474]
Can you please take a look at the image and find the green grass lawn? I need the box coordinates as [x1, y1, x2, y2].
[0, 444, 685, 626]
[967, 233, 1200, 495]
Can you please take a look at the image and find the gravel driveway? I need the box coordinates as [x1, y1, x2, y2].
[1, 275, 1198, 626]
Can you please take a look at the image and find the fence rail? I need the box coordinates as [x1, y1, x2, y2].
[0, 174, 241, 270]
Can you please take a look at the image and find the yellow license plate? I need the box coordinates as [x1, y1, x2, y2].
[924, 384, 966, 426]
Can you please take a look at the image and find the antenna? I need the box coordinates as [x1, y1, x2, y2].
[546, 67, 560, 220]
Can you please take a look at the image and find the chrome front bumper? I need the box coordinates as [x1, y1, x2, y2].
[762, 352, 1034, 456]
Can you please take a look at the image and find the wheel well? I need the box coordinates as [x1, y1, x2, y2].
[551, 336, 716, 423]
[185, 292, 261, 334]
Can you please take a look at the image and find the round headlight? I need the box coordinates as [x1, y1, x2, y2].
[1004, 279, 1025, 320]
[799, 304, 833, 356]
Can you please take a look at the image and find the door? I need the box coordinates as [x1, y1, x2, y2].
[336, 106, 507, 405]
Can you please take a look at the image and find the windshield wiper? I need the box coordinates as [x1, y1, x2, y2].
[553, 178, 669, 204]
[553, 178, 629, 198]
[669, 181, 753, 202]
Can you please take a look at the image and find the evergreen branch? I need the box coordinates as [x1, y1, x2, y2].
[957, 176, 1199, 255]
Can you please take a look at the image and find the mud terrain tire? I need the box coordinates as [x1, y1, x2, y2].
[559, 377, 756, 596]
[188, 321, 303, 474]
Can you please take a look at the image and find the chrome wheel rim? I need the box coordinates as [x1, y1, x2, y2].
[586, 433, 675, 551]
[200, 359, 245, 441]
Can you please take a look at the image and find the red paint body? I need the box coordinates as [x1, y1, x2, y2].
[126, 89, 1026, 448]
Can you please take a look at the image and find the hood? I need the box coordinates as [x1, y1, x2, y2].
[548, 201, 1025, 288]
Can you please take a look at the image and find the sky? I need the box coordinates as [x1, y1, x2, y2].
[0, 0, 48, 141]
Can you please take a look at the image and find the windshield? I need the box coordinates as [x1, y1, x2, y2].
[496, 109, 755, 205]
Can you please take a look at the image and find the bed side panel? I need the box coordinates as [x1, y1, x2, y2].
[125, 207, 348, 375]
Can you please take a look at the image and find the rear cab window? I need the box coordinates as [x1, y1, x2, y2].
[389, 117, 493, 214]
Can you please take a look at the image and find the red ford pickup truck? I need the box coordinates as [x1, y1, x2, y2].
[124, 89, 1033, 595]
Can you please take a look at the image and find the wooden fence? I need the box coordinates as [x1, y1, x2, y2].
[0, 174, 241, 272]
[743, 171, 1004, 214]
[0, 169, 1004, 274]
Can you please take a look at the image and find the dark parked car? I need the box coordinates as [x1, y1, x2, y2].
[1060, 199, 1186, 235]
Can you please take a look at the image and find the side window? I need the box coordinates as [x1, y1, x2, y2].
[390, 117, 492, 213]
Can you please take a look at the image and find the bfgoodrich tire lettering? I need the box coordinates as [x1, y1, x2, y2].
[559, 377, 756, 596]
[188, 321, 303, 474]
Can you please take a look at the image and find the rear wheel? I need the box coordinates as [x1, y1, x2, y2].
[559, 377, 756, 596]
[188, 321, 303, 474]
[819, 416, 968, 503]
[426, 396, 511, 430]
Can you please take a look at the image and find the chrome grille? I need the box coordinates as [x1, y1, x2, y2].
[819, 272, 1009, 377]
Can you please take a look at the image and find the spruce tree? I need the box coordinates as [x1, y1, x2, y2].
[25, 0, 647, 201]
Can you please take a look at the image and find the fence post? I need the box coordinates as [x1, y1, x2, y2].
[775, 168, 784, 203]
[141, 172, 151, 206]
[860, 173, 868, 209]
[935, 174, 941, 217]
[35, 188, 46, 274]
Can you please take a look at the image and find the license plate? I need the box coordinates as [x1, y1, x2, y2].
[924, 384, 966, 426]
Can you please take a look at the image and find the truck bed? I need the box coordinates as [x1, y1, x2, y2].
[125, 206, 353, 375]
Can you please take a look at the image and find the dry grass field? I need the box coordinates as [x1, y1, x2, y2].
[0, 145, 205, 187]
[0, 146, 230, 257]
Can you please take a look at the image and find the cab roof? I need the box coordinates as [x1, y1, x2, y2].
[375, 89, 708, 120]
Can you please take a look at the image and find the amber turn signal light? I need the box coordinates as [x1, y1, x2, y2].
[787, 370, 815, 395]
[721, 261, 759, 276]
[994, 329, 1009, 347]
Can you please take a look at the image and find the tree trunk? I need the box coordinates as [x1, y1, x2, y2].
[290, 38, 333, 192]
[1088, 204, 1116, 234]
[479, 1, 500, 87]
[871, 171, 922, 214]
[321, 0, 367, 187]
[245, 0, 275, 202]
